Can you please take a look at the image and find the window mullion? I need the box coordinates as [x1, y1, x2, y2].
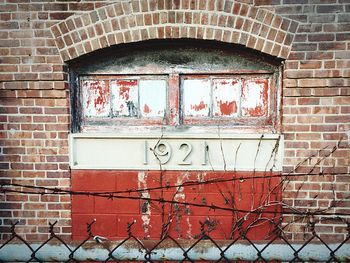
[168, 73, 180, 126]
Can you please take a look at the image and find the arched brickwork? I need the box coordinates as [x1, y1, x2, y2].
[50, 0, 298, 61]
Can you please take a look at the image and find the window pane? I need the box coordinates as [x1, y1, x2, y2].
[139, 79, 167, 117]
[183, 78, 210, 117]
[111, 79, 138, 117]
[82, 80, 110, 117]
[241, 79, 269, 117]
[212, 78, 241, 117]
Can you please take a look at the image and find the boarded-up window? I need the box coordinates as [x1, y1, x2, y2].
[80, 76, 167, 124]
[181, 75, 271, 125]
[81, 80, 110, 117]
[241, 79, 269, 117]
[79, 74, 273, 127]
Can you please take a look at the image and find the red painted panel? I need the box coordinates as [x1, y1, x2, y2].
[117, 215, 163, 239]
[71, 195, 94, 214]
[71, 170, 281, 240]
[72, 170, 117, 191]
[95, 196, 140, 214]
[72, 214, 118, 239]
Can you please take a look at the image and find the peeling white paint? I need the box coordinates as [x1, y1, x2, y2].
[186, 217, 192, 239]
[174, 172, 186, 200]
[111, 79, 138, 117]
[242, 82, 262, 109]
[212, 78, 241, 117]
[138, 171, 151, 238]
[82, 80, 110, 117]
[183, 79, 210, 117]
[241, 80, 268, 117]
[139, 80, 167, 117]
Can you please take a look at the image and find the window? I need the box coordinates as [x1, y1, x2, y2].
[79, 74, 275, 127]
[70, 40, 280, 132]
[80, 76, 168, 125]
[181, 75, 272, 125]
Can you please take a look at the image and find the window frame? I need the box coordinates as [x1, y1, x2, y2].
[179, 73, 276, 127]
[78, 74, 170, 126]
[77, 71, 278, 130]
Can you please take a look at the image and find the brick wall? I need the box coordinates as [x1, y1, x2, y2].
[255, 0, 350, 241]
[0, 0, 349, 241]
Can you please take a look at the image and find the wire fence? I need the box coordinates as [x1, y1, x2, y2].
[1, 219, 350, 262]
[1, 139, 349, 261]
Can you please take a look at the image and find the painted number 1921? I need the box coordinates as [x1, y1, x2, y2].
[143, 141, 208, 166]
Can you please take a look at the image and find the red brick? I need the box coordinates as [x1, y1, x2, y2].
[325, 115, 350, 123]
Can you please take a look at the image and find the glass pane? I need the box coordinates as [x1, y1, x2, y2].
[82, 80, 110, 117]
[183, 78, 210, 117]
[241, 79, 269, 117]
[111, 79, 138, 117]
[139, 79, 167, 117]
[212, 78, 241, 117]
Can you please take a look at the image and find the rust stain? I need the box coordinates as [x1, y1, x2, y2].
[191, 101, 207, 111]
[219, 100, 237, 116]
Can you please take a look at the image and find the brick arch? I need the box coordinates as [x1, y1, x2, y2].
[50, 0, 298, 62]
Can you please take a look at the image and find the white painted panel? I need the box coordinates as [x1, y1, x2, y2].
[241, 79, 269, 117]
[212, 78, 241, 117]
[183, 79, 211, 117]
[139, 80, 167, 117]
[82, 80, 110, 117]
[111, 79, 138, 117]
[70, 133, 283, 171]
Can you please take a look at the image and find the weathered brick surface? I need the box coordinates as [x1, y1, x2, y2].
[0, 0, 349, 241]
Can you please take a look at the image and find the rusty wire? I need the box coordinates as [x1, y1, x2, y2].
[1, 170, 350, 217]
[1, 138, 349, 261]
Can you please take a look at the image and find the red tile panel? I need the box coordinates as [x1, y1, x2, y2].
[71, 170, 281, 240]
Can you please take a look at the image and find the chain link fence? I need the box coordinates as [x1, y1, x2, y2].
[1, 219, 350, 262]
